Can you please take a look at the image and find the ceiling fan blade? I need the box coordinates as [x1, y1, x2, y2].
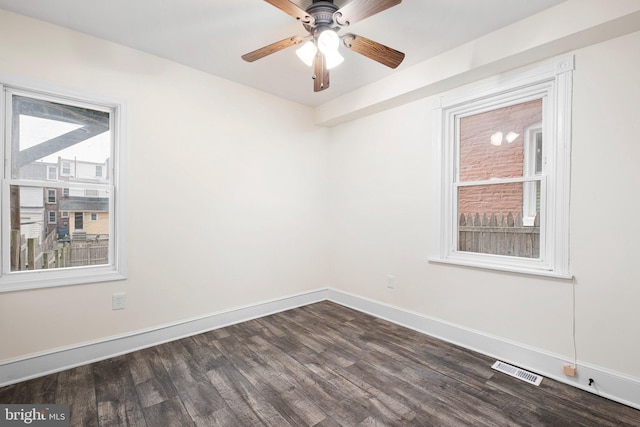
[313, 53, 330, 92]
[334, 0, 401, 26]
[264, 0, 313, 23]
[342, 33, 405, 69]
[241, 36, 305, 62]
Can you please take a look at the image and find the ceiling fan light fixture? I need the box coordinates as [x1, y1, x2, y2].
[296, 41, 317, 67]
[324, 49, 344, 70]
[317, 29, 340, 54]
[243, 0, 405, 91]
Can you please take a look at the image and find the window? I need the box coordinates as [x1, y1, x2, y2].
[96, 165, 103, 177]
[1, 84, 127, 291]
[432, 56, 573, 278]
[90, 213, 98, 221]
[74, 212, 84, 230]
[46, 188, 56, 204]
[61, 161, 71, 176]
[47, 165, 57, 180]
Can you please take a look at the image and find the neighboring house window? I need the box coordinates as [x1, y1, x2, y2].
[90, 213, 98, 221]
[1, 84, 127, 291]
[46, 189, 56, 203]
[96, 165, 103, 177]
[47, 165, 57, 180]
[432, 56, 573, 278]
[74, 212, 84, 230]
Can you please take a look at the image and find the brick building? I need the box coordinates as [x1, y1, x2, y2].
[458, 99, 542, 219]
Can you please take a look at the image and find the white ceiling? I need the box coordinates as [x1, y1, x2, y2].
[0, 0, 567, 107]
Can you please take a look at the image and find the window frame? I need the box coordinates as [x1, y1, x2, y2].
[523, 124, 543, 226]
[46, 188, 56, 204]
[61, 161, 71, 176]
[47, 165, 57, 181]
[431, 55, 573, 278]
[0, 81, 128, 292]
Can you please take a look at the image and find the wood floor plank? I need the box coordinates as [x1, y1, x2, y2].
[0, 383, 16, 403]
[142, 396, 195, 427]
[206, 356, 292, 427]
[1, 301, 639, 426]
[128, 347, 169, 386]
[95, 374, 147, 427]
[55, 364, 98, 427]
[10, 373, 57, 404]
[133, 375, 178, 409]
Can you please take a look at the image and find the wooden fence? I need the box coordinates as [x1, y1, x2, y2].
[458, 212, 539, 258]
[19, 229, 57, 270]
[63, 242, 109, 267]
[21, 237, 108, 270]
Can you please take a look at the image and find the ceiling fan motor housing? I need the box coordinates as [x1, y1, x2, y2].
[304, 1, 341, 36]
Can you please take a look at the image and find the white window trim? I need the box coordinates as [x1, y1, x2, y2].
[48, 210, 56, 224]
[90, 213, 98, 221]
[47, 165, 57, 181]
[523, 123, 542, 226]
[430, 55, 573, 279]
[0, 80, 128, 292]
[61, 161, 71, 176]
[61, 211, 69, 218]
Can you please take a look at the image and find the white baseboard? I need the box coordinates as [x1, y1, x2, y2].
[0, 289, 328, 387]
[326, 289, 640, 411]
[2, 287, 639, 411]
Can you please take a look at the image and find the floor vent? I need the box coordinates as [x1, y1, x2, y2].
[491, 361, 543, 386]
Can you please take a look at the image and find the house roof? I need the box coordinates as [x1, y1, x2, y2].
[59, 197, 108, 212]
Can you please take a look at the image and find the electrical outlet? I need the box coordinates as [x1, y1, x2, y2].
[563, 364, 576, 377]
[112, 293, 126, 310]
[387, 274, 395, 289]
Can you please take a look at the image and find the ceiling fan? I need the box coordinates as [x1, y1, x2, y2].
[242, 0, 405, 92]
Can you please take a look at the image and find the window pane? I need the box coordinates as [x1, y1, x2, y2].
[458, 182, 540, 258]
[13, 95, 111, 183]
[7, 95, 112, 273]
[459, 99, 542, 182]
[9, 184, 110, 271]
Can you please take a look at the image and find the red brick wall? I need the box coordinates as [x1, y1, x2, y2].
[458, 99, 541, 216]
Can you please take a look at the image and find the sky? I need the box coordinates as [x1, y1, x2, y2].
[19, 115, 111, 164]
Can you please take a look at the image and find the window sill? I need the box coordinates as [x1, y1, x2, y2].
[0, 267, 126, 292]
[428, 257, 573, 280]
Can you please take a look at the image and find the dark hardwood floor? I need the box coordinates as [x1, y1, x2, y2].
[2, 301, 639, 426]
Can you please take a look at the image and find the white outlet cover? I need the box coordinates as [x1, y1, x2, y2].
[112, 293, 126, 310]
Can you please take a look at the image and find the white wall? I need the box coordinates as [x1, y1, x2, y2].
[0, 9, 329, 361]
[1, 1, 640, 408]
[327, 30, 640, 382]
